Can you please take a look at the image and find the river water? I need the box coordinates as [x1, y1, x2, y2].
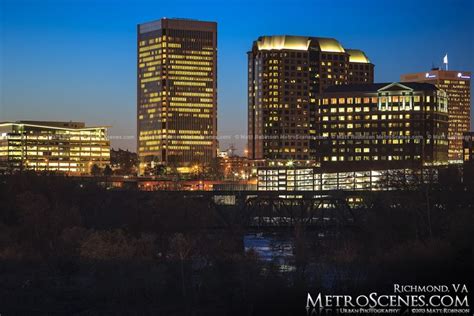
[243, 232, 296, 271]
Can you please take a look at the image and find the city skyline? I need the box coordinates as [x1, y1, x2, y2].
[1, 0, 473, 154]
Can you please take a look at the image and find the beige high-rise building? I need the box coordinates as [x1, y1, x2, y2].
[137, 18, 217, 174]
[401, 69, 471, 162]
[247, 35, 374, 160]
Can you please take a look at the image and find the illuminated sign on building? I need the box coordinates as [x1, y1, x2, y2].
[457, 72, 471, 79]
[425, 73, 437, 78]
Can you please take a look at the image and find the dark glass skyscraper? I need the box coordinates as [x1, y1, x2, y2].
[137, 18, 217, 174]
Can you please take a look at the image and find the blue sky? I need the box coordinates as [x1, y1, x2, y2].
[1, 0, 473, 152]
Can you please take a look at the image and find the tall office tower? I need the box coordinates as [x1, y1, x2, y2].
[247, 35, 374, 160]
[401, 69, 471, 162]
[137, 18, 217, 174]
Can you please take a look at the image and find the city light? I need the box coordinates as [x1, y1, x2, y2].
[0, 3, 472, 314]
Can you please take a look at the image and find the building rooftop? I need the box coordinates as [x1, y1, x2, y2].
[255, 35, 346, 53]
[345, 49, 371, 63]
[401, 70, 471, 81]
[256, 36, 311, 51]
[324, 82, 438, 93]
[138, 17, 217, 33]
[18, 120, 86, 128]
[254, 36, 375, 63]
[314, 37, 345, 53]
[0, 121, 109, 130]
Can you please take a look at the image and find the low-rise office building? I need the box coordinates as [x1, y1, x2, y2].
[257, 82, 449, 191]
[257, 167, 385, 191]
[315, 82, 449, 171]
[0, 121, 110, 175]
[256, 166, 439, 191]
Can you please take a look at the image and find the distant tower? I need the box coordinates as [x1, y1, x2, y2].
[227, 143, 236, 157]
[401, 68, 471, 162]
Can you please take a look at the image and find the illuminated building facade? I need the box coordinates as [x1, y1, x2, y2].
[0, 121, 110, 175]
[257, 167, 385, 191]
[316, 82, 449, 171]
[463, 132, 474, 163]
[256, 166, 440, 191]
[247, 35, 374, 161]
[401, 69, 471, 162]
[256, 82, 449, 191]
[137, 18, 217, 174]
[218, 155, 249, 179]
[463, 132, 474, 188]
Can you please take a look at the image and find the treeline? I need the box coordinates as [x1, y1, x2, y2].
[0, 173, 293, 314]
[0, 172, 472, 315]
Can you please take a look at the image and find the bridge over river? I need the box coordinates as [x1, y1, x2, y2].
[145, 190, 371, 230]
[103, 187, 473, 231]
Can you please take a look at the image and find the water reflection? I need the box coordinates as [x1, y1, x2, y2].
[244, 232, 295, 271]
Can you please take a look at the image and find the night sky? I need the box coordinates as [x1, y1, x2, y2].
[1, 0, 473, 153]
